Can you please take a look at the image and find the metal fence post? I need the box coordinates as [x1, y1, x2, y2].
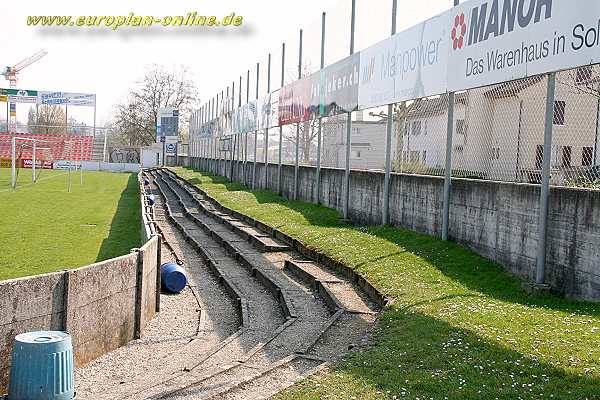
[536, 72, 556, 285]
[441, 0, 460, 240]
[315, 12, 326, 204]
[265, 53, 271, 190]
[278, 42, 285, 195]
[442, 92, 455, 241]
[253, 62, 260, 190]
[294, 29, 303, 201]
[382, 0, 398, 226]
[343, 0, 356, 220]
[244, 69, 250, 185]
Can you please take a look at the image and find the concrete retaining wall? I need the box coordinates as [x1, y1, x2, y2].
[190, 157, 600, 301]
[0, 238, 159, 393]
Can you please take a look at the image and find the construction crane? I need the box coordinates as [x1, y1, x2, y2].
[2, 49, 48, 132]
[2, 49, 48, 88]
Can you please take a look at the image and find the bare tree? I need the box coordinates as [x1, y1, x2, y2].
[27, 105, 67, 134]
[113, 64, 198, 146]
[369, 99, 423, 170]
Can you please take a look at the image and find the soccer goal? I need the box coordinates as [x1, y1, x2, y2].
[10, 136, 59, 188]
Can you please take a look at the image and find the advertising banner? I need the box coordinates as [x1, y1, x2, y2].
[358, 13, 450, 110]
[447, 0, 600, 91]
[0, 88, 38, 104]
[313, 53, 360, 117]
[256, 90, 280, 130]
[38, 91, 96, 106]
[278, 74, 315, 125]
[22, 159, 54, 169]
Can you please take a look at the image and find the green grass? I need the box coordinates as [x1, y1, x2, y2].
[173, 167, 600, 400]
[0, 168, 141, 280]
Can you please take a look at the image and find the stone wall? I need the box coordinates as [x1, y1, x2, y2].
[191, 157, 600, 301]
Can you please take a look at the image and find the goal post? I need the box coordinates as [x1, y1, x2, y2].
[10, 136, 52, 188]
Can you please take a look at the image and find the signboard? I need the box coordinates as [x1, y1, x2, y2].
[256, 90, 280, 130]
[447, 0, 600, 91]
[22, 159, 53, 169]
[278, 74, 315, 125]
[0, 88, 38, 104]
[358, 13, 449, 109]
[38, 91, 95, 106]
[317, 53, 360, 117]
[157, 107, 179, 142]
[165, 143, 177, 154]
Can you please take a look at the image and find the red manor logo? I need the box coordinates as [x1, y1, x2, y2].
[450, 0, 553, 51]
[452, 13, 467, 50]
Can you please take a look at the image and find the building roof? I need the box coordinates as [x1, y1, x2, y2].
[483, 76, 545, 99]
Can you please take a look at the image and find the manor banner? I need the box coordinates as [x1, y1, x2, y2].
[447, 0, 600, 91]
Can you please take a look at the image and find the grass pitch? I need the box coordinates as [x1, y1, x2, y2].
[0, 168, 140, 280]
[174, 167, 600, 400]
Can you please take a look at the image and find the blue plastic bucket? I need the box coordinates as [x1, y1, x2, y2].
[9, 331, 74, 400]
[160, 262, 187, 293]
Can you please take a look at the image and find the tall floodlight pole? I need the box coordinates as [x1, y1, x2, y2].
[382, 0, 398, 225]
[441, 0, 461, 240]
[315, 12, 326, 204]
[264, 53, 271, 190]
[294, 29, 303, 200]
[253, 62, 260, 190]
[342, 0, 356, 220]
[278, 42, 285, 195]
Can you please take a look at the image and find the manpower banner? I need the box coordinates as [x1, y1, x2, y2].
[448, 0, 600, 91]
[358, 13, 450, 109]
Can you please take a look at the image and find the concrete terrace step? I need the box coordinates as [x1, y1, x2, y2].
[160, 171, 291, 253]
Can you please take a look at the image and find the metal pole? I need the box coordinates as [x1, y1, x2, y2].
[244, 70, 250, 185]
[294, 29, 303, 201]
[441, 0, 461, 240]
[65, 105, 68, 135]
[80, 137, 84, 184]
[315, 12, 326, 204]
[442, 93, 455, 241]
[278, 42, 285, 195]
[103, 128, 108, 163]
[253, 62, 259, 190]
[32, 140, 36, 183]
[264, 53, 271, 190]
[343, 0, 356, 220]
[382, 0, 398, 226]
[93, 95, 97, 138]
[11, 137, 16, 188]
[536, 72, 556, 285]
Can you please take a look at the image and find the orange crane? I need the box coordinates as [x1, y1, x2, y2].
[2, 49, 48, 132]
[2, 49, 48, 88]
